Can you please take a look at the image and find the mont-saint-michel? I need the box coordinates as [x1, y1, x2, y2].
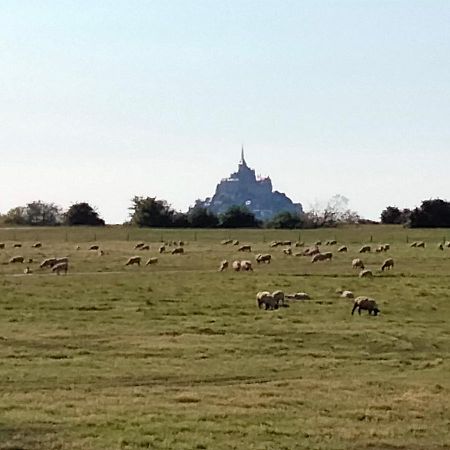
[197, 149, 302, 220]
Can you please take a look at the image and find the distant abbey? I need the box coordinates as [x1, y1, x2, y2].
[197, 149, 302, 220]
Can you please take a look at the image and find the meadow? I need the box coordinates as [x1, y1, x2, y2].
[0, 225, 449, 450]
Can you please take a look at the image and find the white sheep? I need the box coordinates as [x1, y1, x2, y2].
[359, 269, 373, 278]
[139, 244, 150, 251]
[232, 260, 241, 271]
[256, 291, 278, 310]
[125, 256, 141, 266]
[352, 258, 365, 270]
[283, 248, 292, 256]
[337, 245, 347, 253]
[272, 290, 285, 307]
[159, 245, 166, 254]
[221, 239, 233, 245]
[218, 260, 228, 272]
[32, 242, 42, 248]
[240, 260, 253, 272]
[340, 290, 354, 299]
[359, 245, 371, 253]
[311, 252, 332, 263]
[171, 247, 184, 255]
[286, 292, 310, 300]
[256, 254, 272, 264]
[381, 258, 394, 271]
[9, 256, 24, 264]
[89, 245, 99, 251]
[351, 296, 380, 315]
[52, 261, 68, 275]
[238, 245, 252, 252]
[145, 257, 158, 266]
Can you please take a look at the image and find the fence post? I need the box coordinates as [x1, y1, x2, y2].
[406, 235, 409, 243]
[370, 235, 373, 243]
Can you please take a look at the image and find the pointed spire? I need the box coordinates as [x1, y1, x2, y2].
[240, 145, 247, 167]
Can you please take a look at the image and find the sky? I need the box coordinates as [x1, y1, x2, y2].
[1, 0, 449, 223]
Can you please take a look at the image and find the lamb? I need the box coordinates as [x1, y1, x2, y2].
[232, 260, 241, 271]
[32, 242, 42, 248]
[286, 292, 310, 300]
[270, 241, 282, 247]
[351, 296, 380, 315]
[240, 260, 253, 271]
[359, 245, 371, 253]
[446, 241, 450, 248]
[238, 245, 252, 252]
[256, 291, 278, 310]
[171, 247, 184, 255]
[337, 245, 347, 253]
[383, 243, 390, 251]
[52, 261, 68, 275]
[359, 269, 373, 278]
[311, 252, 332, 263]
[256, 254, 271, 264]
[40, 258, 57, 269]
[218, 260, 228, 271]
[89, 245, 99, 251]
[381, 258, 394, 271]
[9, 256, 24, 264]
[134, 242, 145, 249]
[272, 290, 285, 307]
[352, 258, 365, 270]
[125, 256, 141, 266]
[145, 257, 158, 266]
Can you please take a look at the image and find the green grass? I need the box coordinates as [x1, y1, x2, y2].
[0, 225, 449, 449]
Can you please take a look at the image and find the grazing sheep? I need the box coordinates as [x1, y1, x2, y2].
[438, 243, 444, 251]
[89, 245, 99, 251]
[54, 257, 68, 265]
[232, 240, 239, 246]
[445, 241, 450, 248]
[27, 258, 33, 263]
[256, 253, 272, 264]
[351, 296, 380, 315]
[281, 240, 292, 246]
[232, 260, 241, 271]
[272, 290, 285, 307]
[375, 246, 383, 253]
[238, 245, 252, 252]
[139, 244, 150, 251]
[125, 256, 141, 266]
[304, 246, 320, 257]
[256, 291, 278, 310]
[75, 245, 81, 250]
[9, 256, 24, 264]
[40, 258, 57, 269]
[340, 290, 354, 299]
[221, 239, 233, 245]
[24, 266, 33, 274]
[383, 244, 390, 251]
[134, 242, 145, 249]
[337, 245, 347, 253]
[311, 252, 332, 263]
[359, 245, 371, 253]
[179, 241, 185, 246]
[359, 269, 373, 278]
[286, 292, 310, 300]
[0, 243, 5, 249]
[218, 260, 228, 271]
[98, 250, 104, 256]
[240, 260, 253, 271]
[352, 258, 365, 270]
[410, 241, 417, 247]
[32, 242, 42, 248]
[171, 247, 184, 255]
[145, 257, 158, 266]
[314, 240, 322, 246]
[159, 245, 166, 254]
[381, 258, 394, 271]
[326, 239, 337, 245]
[13, 243, 22, 248]
[270, 241, 282, 248]
[416, 241, 425, 248]
[52, 261, 68, 275]
[294, 241, 305, 247]
[283, 248, 292, 256]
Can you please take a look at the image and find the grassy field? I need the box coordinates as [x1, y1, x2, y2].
[0, 225, 449, 450]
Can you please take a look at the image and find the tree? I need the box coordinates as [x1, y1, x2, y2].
[219, 205, 260, 228]
[266, 211, 304, 229]
[187, 206, 219, 228]
[4, 201, 63, 226]
[4, 207, 28, 225]
[409, 199, 450, 228]
[65, 202, 105, 226]
[129, 196, 175, 227]
[381, 206, 410, 224]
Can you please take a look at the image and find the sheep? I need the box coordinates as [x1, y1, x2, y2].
[438, 243, 444, 251]
[178, 241, 185, 246]
[218, 260, 228, 271]
[375, 246, 383, 253]
[238, 245, 252, 252]
[139, 244, 150, 251]
[125, 256, 141, 266]
[232, 260, 241, 271]
[159, 245, 166, 254]
[340, 290, 354, 299]
[32, 242, 42, 248]
[232, 240, 239, 245]
[281, 240, 292, 246]
[240, 260, 253, 271]
[0, 243, 5, 249]
[359, 269, 373, 278]
[98, 250, 104, 256]
[272, 290, 285, 307]
[294, 241, 304, 247]
[171, 247, 184, 255]
[40, 258, 57, 269]
[446, 241, 450, 248]
[326, 239, 337, 245]
[283, 248, 292, 256]
[383, 244, 390, 251]
[52, 261, 68, 275]
[311, 252, 332, 263]
[304, 246, 320, 257]
[381, 258, 394, 271]
[286, 292, 310, 300]
[314, 240, 322, 246]
[145, 257, 158, 266]
[221, 239, 233, 245]
[134, 242, 145, 249]
[351, 296, 380, 315]
[89, 245, 99, 251]
[256, 291, 278, 310]
[13, 243, 22, 248]
[337, 245, 347, 253]
[416, 241, 425, 248]
[359, 245, 371, 253]
[75, 245, 81, 250]
[410, 241, 417, 247]
[9, 256, 24, 264]
[270, 241, 282, 247]
[54, 257, 68, 265]
[352, 258, 365, 270]
[256, 253, 271, 264]
[27, 258, 33, 263]
[24, 266, 33, 274]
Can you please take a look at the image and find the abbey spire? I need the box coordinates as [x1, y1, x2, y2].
[239, 145, 248, 168]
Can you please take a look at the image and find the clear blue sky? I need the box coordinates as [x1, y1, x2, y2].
[1, 0, 449, 223]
